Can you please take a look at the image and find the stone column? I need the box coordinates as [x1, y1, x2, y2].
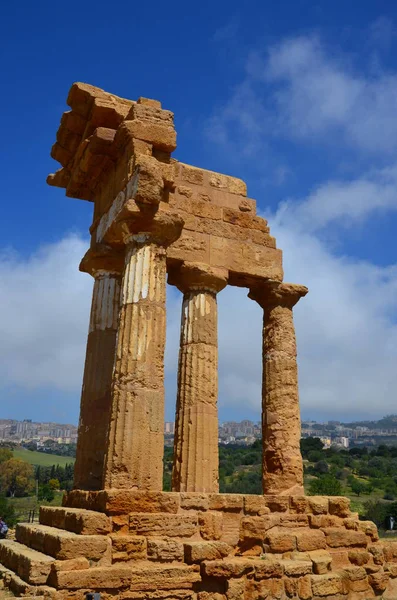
[170, 263, 228, 493]
[73, 248, 123, 490]
[249, 282, 308, 496]
[103, 215, 183, 490]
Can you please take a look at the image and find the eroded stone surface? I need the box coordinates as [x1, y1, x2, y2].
[171, 263, 227, 494]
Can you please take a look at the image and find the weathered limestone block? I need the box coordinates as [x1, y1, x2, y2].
[311, 573, 343, 597]
[308, 514, 343, 529]
[199, 511, 223, 541]
[289, 496, 309, 514]
[147, 539, 184, 562]
[263, 496, 289, 512]
[249, 281, 308, 496]
[328, 496, 351, 518]
[184, 541, 232, 563]
[279, 514, 309, 528]
[385, 562, 397, 577]
[240, 516, 272, 541]
[253, 558, 283, 579]
[39, 506, 111, 535]
[343, 566, 372, 595]
[245, 577, 285, 599]
[283, 559, 313, 576]
[265, 528, 326, 554]
[209, 494, 244, 512]
[369, 569, 390, 593]
[225, 578, 245, 600]
[111, 515, 129, 533]
[265, 529, 297, 553]
[243, 495, 270, 516]
[203, 558, 255, 578]
[0, 540, 54, 585]
[73, 248, 123, 490]
[295, 529, 327, 552]
[52, 557, 90, 572]
[129, 513, 198, 538]
[383, 541, 397, 562]
[180, 493, 210, 511]
[369, 543, 385, 564]
[52, 563, 201, 590]
[220, 512, 242, 546]
[328, 549, 350, 569]
[104, 490, 181, 514]
[171, 262, 227, 493]
[358, 520, 379, 541]
[324, 528, 368, 548]
[298, 574, 312, 599]
[15, 523, 110, 563]
[308, 550, 332, 574]
[308, 496, 329, 515]
[199, 593, 226, 600]
[121, 119, 177, 153]
[110, 535, 147, 562]
[103, 214, 183, 490]
[349, 549, 371, 566]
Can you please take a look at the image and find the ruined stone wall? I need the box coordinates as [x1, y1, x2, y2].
[1, 493, 397, 599]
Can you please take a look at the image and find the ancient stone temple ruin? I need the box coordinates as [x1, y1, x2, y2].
[1, 83, 397, 599]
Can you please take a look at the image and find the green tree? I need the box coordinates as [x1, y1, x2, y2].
[309, 475, 342, 496]
[0, 495, 16, 527]
[0, 459, 34, 497]
[307, 450, 324, 463]
[48, 478, 60, 490]
[38, 484, 55, 502]
[349, 478, 368, 496]
[0, 449, 12, 464]
[314, 460, 329, 475]
[300, 437, 324, 459]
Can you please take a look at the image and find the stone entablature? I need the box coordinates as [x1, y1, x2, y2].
[48, 83, 282, 286]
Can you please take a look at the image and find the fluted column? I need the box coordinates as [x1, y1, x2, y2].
[170, 263, 228, 493]
[103, 215, 183, 490]
[249, 281, 308, 496]
[73, 248, 123, 490]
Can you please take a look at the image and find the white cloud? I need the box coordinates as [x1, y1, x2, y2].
[271, 205, 397, 421]
[209, 32, 397, 157]
[1, 208, 397, 423]
[0, 236, 91, 393]
[276, 163, 397, 232]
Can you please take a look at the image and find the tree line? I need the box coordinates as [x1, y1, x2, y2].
[0, 448, 74, 501]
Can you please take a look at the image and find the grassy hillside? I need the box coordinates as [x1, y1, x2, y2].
[13, 448, 75, 467]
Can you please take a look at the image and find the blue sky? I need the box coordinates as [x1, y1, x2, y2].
[1, 0, 397, 425]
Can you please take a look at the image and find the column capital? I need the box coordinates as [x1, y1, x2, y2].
[80, 245, 124, 278]
[249, 280, 308, 309]
[168, 262, 228, 294]
[120, 208, 184, 248]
